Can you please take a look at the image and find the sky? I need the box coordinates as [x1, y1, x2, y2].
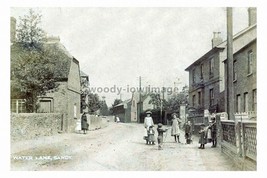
[10, 7, 249, 106]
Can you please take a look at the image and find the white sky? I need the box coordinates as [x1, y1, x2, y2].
[10, 7, 249, 106]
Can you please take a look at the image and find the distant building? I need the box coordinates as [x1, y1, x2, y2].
[113, 99, 132, 123]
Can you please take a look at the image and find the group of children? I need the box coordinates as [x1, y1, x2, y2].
[198, 116, 217, 149]
[144, 110, 217, 150]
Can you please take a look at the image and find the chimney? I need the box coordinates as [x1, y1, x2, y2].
[10, 17, 16, 43]
[211, 32, 223, 48]
[45, 35, 60, 44]
[248, 7, 257, 26]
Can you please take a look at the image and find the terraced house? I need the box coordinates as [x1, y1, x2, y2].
[185, 7, 257, 121]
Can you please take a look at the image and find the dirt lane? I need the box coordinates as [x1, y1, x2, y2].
[11, 122, 240, 171]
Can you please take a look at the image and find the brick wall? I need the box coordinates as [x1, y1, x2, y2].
[233, 41, 257, 112]
[11, 113, 62, 141]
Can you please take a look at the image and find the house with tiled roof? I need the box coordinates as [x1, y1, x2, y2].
[36, 36, 81, 133]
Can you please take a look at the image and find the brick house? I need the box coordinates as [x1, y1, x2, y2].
[185, 7, 257, 122]
[224, 8, 257, 120]
[185, 33, 225, 115]
[37, 37, 81, 133]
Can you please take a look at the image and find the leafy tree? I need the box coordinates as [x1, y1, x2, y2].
[148, 92, 167, 110]
[164, 92, 189, 113]
[87, 93, 103, 114]
[11, 9, 66, 112]
[16, 9, 45, 50]
[109, 99, 123, 114]
[99, 100, 109, 116]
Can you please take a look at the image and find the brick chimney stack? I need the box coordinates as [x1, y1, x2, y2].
[10, 17, 16, 43]
[248, 7, 257, 26]
[211, 32, 222, 48]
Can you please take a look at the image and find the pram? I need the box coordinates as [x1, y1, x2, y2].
[143, 126, 155, 145]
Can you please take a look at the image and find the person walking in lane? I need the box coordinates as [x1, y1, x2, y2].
[171, 113, 182, 143]
[81, 112, 89, 134]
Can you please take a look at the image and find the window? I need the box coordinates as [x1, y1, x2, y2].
[248, 50, 253, 74]
[198, 91, 201, 106]
[236, 94, 241, 112]
[192, 69, 196, 84]
[192, 95, 196, 107]
[133, 100, 135, 107]
[244, 92, 248, 112]
[209, 89, 214, 106]
[233, 60, 237, 81]
[11, 99, 26, 113]
[200, 64, 204, 79]
[252, 89, 257, 111]
[209, 58, 214, 76]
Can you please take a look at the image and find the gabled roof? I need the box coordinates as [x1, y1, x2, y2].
[80, 70, 89, 77]
[43, 42, 73, 80]
[114, 99, 132, 107]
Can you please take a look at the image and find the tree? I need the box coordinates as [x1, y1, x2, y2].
[109, 99, 123, 114]
[99, 100, 109, 116]
[16, 9, 45, 50]
[11, 9, 64, 112]
[149, 92, 167, 110]
[87, 93, 103, 114]
[164, 92, 189, 113]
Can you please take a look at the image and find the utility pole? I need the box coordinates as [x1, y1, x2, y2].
[226, 7, 234, 121]
[138, 76, 142, 123]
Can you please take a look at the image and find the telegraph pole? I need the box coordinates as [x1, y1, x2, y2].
[138, 76, 142, 123]
[226, 7, 234, 120]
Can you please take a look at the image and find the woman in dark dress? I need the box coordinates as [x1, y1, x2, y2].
[81, 112, 89, 134]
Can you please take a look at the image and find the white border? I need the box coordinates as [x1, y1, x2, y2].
[1, 0, 266, 178]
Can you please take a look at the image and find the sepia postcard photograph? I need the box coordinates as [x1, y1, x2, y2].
[1, 0, 266, 176]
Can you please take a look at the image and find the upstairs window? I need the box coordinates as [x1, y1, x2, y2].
[200, 64, 204, 79]
[209, 58, 214, 76]
[248, 50, 253, 75]
[233, 60, 237, 81]
[192, 69, 196, 84]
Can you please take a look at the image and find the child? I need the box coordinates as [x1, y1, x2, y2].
[198, 123, 207, 149]
[157, 123, 168, 150]
[147, 125, 155, 145]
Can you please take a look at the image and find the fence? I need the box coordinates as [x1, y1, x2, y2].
[220, 116, 257, 170]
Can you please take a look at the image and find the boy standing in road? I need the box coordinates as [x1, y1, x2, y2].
[157, 123, 168, 150]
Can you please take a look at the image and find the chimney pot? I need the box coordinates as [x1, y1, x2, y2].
[248, 7, 257, 26]
[212, 32, 222, 48]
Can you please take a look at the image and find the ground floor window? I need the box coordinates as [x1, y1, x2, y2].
[11, 99, 26, 113]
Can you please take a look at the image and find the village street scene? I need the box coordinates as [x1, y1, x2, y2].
[10, 7, 257, 171]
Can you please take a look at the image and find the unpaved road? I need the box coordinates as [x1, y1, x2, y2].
[11, 122, 240, 171]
